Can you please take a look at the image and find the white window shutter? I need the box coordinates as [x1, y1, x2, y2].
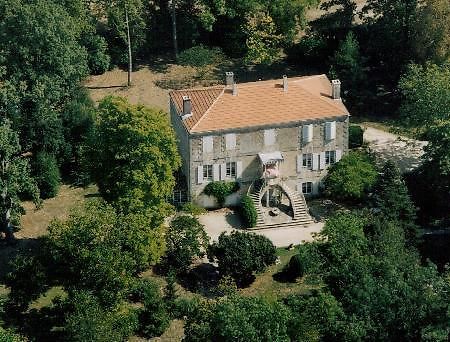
[197, 165, 204, 184]
[213, 164, 220, 181]
[336, 149, 342, 162]
[312, 154, 319, 170]
[302, 125, 313, 143]
[297, 154, 303, 173]
[320, 152, 326, 170]
[220, 163, 226, 180]
[236, 161, 243, 179]
[331, 121, 336, 140]
[225, 133, 236, 150]
[264, 129, 276, 146]
[202, 136, 213, 153]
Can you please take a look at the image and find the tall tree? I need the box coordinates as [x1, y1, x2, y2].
[0, 120, 39, 242]
[85, 96, 181, 213]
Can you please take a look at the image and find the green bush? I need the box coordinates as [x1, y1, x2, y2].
[240, 195, 257, 228]
[349, 125, 364, 148]
[181, 202, 206, 216]
[0, 327, 24, 342]
[204, 181, 239, 207]
[83, 34, 111, 75]
[177, 45, 225, 67]
[284, 254, 304, 280]
[324, 151, 377, 202]
[33, 152, 61, 199]
[138, 280, 170, 338]
[286, 32, 328, 65]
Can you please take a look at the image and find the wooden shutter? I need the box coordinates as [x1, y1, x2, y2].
[320, 152, 326, 170]
[197, 165, 204, 184]
[220, 163, 226, 180]
[336, 149, 342, 162]
[297, 154, 303, 173]
[202, 136, 213, 153]
[213, 164, 220, 181]
[330, 121, 336, 140]
[236, 161, 243, 179]
[302, 125, 313, 143]
[225, 133, 236, 150]
[312, 154, 319, 170]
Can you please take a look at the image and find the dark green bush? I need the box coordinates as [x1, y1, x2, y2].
[204, 181, 239, 207]
[349, 125, 364, 148]
[138, 280, 170, 338]
[177, 45, 225, 67]
[284, 254, 304, 280]
[83, 34, 111, 75]
[33, 152, 61, 199]
[240, 195, 257, 228]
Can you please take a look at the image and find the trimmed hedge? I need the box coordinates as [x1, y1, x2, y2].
[241, 195, 258, 228]
[204, 181, 239, 207]
[349, 125, 364, 148]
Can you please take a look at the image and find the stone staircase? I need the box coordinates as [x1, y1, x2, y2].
[247, 179, 314, 230]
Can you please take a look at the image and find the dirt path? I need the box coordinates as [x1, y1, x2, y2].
[363, 126, 428, 173]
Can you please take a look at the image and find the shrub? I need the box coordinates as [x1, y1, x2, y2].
[204, 181, 239, 207]
[0, 327, 24, 342]
[286, 32, 328, 66]
[324, 151, 377, 202]
[208, 231, 276, 286]
[33, 152, 61, 199]
[349, 125, 364, 148]
[138, 280, 170, 338]
[240, 195, 257, 228]
[284, 254, 304, 280]
[181, 202, 207, 216]
[177, 45, 224, 67]
[83, 35, 111, 75]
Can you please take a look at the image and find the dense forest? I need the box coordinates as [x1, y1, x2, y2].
[1, 0, 450, 340]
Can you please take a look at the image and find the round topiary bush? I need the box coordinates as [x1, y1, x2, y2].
[284, 254, 304, 280]
[33, 152, 61, 199]
[240, 195, 257, 228]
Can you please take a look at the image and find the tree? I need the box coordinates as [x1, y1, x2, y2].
[208, 231, 276, 286]
[162, 215, 209, 274]
[0, 327, 24, 342]
[372, 161, 419, 245]
[0, 120, 39, 242]
[413, 0, 450, 64]
[399, 63, 450, 127]
[85, 96, 181, 213]
[33, 152, 61, 199]
[324, 151, 378, 202]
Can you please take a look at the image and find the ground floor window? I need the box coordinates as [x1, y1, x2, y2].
[302, 182, 313, 194]
[325, 150, 336, 165]
[226, 161, 236, 178]
[203, 164, 213, 181]
[302, 153, 313, 169]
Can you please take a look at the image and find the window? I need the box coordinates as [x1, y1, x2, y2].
[302, 182, 313, 194]
[325, 151, 336, 165]
[302, 153, 313, 169]
[302, 124, 313, 143]
[203, 165, 213, 181]
[226, 162, 236, 178]
[225, 133, 236, 150]
[264, 129, 276, 146]
[325, 121, 336, 140]
[202, 136, 213, 153]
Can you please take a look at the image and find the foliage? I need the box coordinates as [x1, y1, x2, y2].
[399, 63, 450, 127]
[85, 96, 181, 213]
[372, 161, 419, 245]
[181, 202, 206, 216]
[208, 231, 276, 286]
[44, 200, 166, 307]
[33, 152, 61, 199]
[0, 327, 25, 342]
[324, 151, 378, 202]
[349, 125, 364, 148]
[240, 195, 258, 228]
[65, 290, 138, 342]
[283, 254, 304, 280]
[137, 280, 170, 338]
[162, 215, 209, 274]
[244, 13, 282, 65]
[82, 34, 111, 75]
[177, 45, 224, 67]
[285, 32, 328, 66]
[204, 181, 239, 207]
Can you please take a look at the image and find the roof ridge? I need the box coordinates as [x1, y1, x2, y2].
[190, 88, 225, 132]
[169, 85, 224, 94]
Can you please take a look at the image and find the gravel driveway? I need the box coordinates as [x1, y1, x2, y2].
[198, 211, 324, 247]
[363, 127, 428, 173]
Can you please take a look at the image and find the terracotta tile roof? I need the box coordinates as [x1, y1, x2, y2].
[169, 74, 349, 134]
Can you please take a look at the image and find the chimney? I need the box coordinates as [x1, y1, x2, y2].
[283, 75, 288, 92]
[225, 72, 234, 87]
[232, 82, 238, 96]
[332, 79, 341, 100]
[182, 95, 192, 119]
